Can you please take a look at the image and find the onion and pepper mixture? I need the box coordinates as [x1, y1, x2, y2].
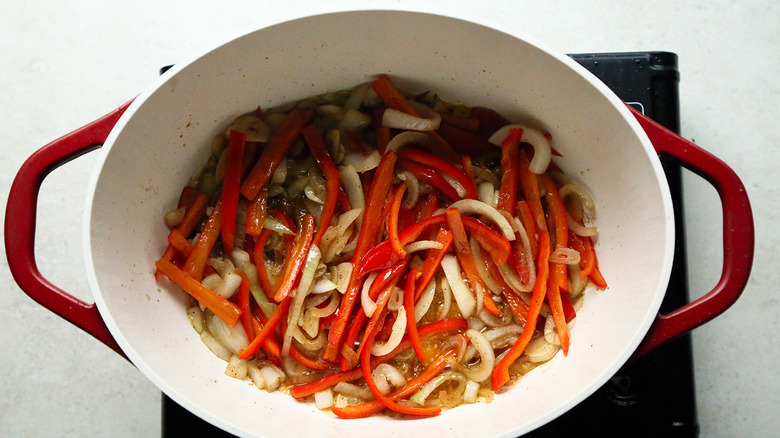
[154, 75, 607, 418]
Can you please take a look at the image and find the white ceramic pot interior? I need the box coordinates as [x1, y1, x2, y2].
[84, 9, 674, 438]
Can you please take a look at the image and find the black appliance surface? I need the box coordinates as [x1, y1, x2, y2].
[162, 52, 697, 438]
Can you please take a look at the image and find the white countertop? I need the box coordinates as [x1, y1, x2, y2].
[1, 1, 776, 436]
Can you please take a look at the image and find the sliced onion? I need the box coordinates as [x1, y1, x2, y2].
[206, 311, 249, 355]
[339, 165, 364, 209]
[225, 354, 248, 379]
[371, 307, 407, 356]
[410, 371, 466, 405]
[470, 237, 501, 295]
[227, 114, 270, 143]
[344, 150, 382, 173]
[488, 124, 552, 174]
[457, 329, 496, 383]
[187, 306, 204, 334]
[404, 240, 444, 254]
[463, 380, 480, 404]
[397, 171, 419, 208]
[343, 83, 369, 111]
[414, 280, 436, 322]
[525, 336, 560, 363]
[371, 364, 407, 395]
[271, 159, 287, 185]
[314, 388, 334, 410]
[339, 108, 372, 132]
[382, 102, 441, 132]
[334, 382, 373, 400]
[550, 247, 581, 265]
[447, 199, 516, 241]
[438, 276, 453, 320]
[477, 182, 497, 208]
[262, 216, 294, 235]
[213, 271, 242, 299]
[282, 245, 321, 356]
[360, 272, 379, 318]
[200, 331, 232, 362]
[387, 286, 404, 312]
[568, 216, 599, 237]
[306, 290, 340, 318]
[331, 262, 353, 294]
[441, 255, 476, 318]
[384, 130, 434, 153]
[163, 207, 185, 228]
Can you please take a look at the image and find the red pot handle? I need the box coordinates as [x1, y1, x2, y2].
[629, 106, 754, 357]
[4, 100, 134, 358]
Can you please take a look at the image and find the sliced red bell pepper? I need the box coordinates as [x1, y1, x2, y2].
[155, 191, 208, 280]
[414, 228, 453, 301]
[245, 187, 267, 237]
[290, 318, 466, 399]
[518, 152, 547, 233]
[323, 150, 398, 363]
[220, 130, 247, 254]
[492, 232, 551, 390]
[330, 349, 454, 419]
[239, 296, 291, 360]
[517, 200, 538, 259]
[167, 228, 193, 257]
[540, 174, 569, 292]
[398, 148, 478, 199]
[444, 208, 502, 316]
[436, 123, 495, 157]
[240, 109, 313, 200]
[387, 182, 408, 258]
[469, 106, 510, 133]
[403, 267, 426, 362]
[399, 158, 462, 201]
[483, 252, 529, 326]
[253, 228, 275, 299]
[182, 199, 223, 281]
[273, 214, 316, 302]
[496, 127, 523, 215]
[155, 258, 241, 327]
[301, 124, 341, 247]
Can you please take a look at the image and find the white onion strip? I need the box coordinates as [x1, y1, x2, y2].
[410, 371, 466, 405]
[384, 131, 434, 153]
[397, 171, 419, 208]
[338, 165, 364, 210]
[488, 124, 552, 174]
[282, 246, 321, 356]
[360, 273, 379, 318]
[343, 150, 382, 173]
[441, 255, 476, 318]
[382, 102, 441, 132]
[456, 329, 496, 383]
[414, 280, 436, 322]
[447, 199, 516, 241]
[404, 240, 444, 254]
[371, 307, 407, 356]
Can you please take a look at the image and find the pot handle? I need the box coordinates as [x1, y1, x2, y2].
[4, 101, 134, 358]
[629, 106, 754, 357]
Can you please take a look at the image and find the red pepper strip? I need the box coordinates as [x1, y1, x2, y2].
[155, 258, 241, 327]
[398, 206, 414, 231]
[371, 74, 421, 117]
[483, 253, 529, 326]
[245, 188, 267, 237]
[355, 283, 395, 360]
[469, 106, 510, 133]
[397, 148, 478, 200]
[220, 130, 247, 254]
[177, 186, 199, 209]
[330, 349, 455, 419]
[399, 159, 462, 201]
[253, 229, 276, 299]
[404, 268, 426, 362]
[155, 191, 208, 280]
[496, 128, 523, 216]
[359, 213, 511, 276]
[289, 345, 333, 371]
[388, 182, 408, 258]
[337, 186, 352, 211]
[240, 109, 313, 200]
[491, 233, 551, 390]
[518, 152, 547, 233]
[182, 199, 223, 281]
[239, 296, 292, 360]
[301, 124, 341, 247]
[444, 208, 502, 316]
[414, 228, 454, 301]
[360, 314, 441, 417]
[341, 261, 407, 370]
[167, 229, 193, 257]
[414, 193, 439, 221]
[559, 290, 577, 321]
[569, 233, 607, 288]
[461, 156, 475, 184]
[237, 273, 254, 341]
[436, 123, 495, 157]
[324, 151, 398, 363]
[540, 174, 569, 292]
[546, 269, 570, 355]
[274, 214, 316, 302]
[249, 314, 281, 361]
[291, 318, 467, 398]
[517, 200, 538, 260]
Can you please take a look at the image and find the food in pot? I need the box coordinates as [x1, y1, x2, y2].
[153, 75, 607, 418]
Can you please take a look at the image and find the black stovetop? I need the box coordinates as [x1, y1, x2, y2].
[161, 51, 698, 438]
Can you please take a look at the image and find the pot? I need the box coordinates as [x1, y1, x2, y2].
[4, 8, 754, 438]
